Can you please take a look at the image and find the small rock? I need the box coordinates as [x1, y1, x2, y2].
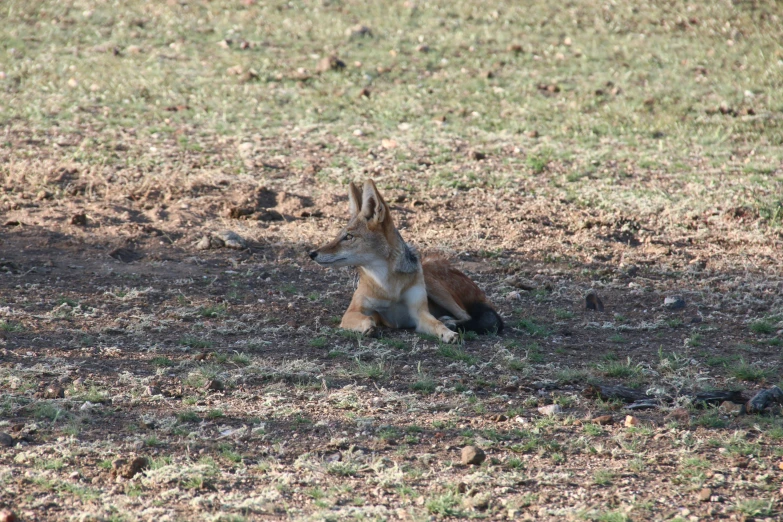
[464, 492, 490, 510]
[624, 415, 639, 427]
[665, 408, 691, 423]
[193, 236, 211, 250]
[216, 230, 246, 250]
[719, 401, 742, 415]
[226, 206, 255, 219]
[585, 291, 604, 312]
[538, 404, 562, 416]
[345, 24, 372, 39]
[111, 457, 149, 479]
[44, 385, 65, 399]
[316, 55, 346, 73]
[664, 295, 686, 310]
[108, 246, 143, 263]
[745, 385, 783, 414]
[461, 445, 486, 466]
[698, 487, 712, 502]
[591, 415, 614, 425]
[206, 379, 224, 392]
[0, 509, 17, 522]
[0, 432, 14, 447]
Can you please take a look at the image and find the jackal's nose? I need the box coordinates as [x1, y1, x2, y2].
[309, 251, 318, 260]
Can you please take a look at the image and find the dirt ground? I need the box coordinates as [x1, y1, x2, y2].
[1, 147, 782, 521]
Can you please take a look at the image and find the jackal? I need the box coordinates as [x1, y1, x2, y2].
[309, 180, 503, 343]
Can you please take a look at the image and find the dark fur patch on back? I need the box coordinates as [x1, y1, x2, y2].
[395, 242, 419, 273]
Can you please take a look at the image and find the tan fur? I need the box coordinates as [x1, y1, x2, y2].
[310, 180, 496, 343]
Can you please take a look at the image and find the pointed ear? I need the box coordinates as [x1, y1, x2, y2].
[361, 179, 387, 225]
[348, 182, 362, 218]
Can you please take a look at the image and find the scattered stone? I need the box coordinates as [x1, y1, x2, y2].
[464, 492, 490, 510]
[665, 408, 691, 423]
[44, 385, 65, 399]
[461, 445, 486, 466]
[111, 457, 149, 479]
[316, 55, 346, 73]
[0, 509, 17, 522]
[745, 385, 783, 414]
[664, 295, 686, 310]
[195, 236, 212, 250]
[206, 379, 224, 392]
[256, 209, 284, 222]
[624, 415, 639, 427]
[108, 246, 143, 263]
[719, 401, 742, 415]
[490, 414, 508, 423]
[345, 24, 372, 39]
[585, 291, 604, 312]
[538, 404, 562, 416]
[215, 230, 247, 250]
[698, 488, 712, 502]
[226, 206, 255, 219]
[591, 415, 614, 425]
[0, 432, 14, 447]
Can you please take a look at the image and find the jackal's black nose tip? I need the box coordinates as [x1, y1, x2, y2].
[309, 251, 318, 260]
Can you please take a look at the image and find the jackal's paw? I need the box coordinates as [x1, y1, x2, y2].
[440, 329, 459, 344]
[357, 319, 377, 337]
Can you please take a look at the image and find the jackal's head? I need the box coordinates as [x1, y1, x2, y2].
[309, 180, 401, 269]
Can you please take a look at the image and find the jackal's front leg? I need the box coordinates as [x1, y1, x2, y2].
[414, 306, 459, 343]
[340, 293, 378, 335]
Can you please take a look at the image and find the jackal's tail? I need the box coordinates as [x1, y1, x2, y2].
[461, 302, 504, 335]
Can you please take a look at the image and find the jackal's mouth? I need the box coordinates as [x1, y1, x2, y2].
[315, 257, 346, 265]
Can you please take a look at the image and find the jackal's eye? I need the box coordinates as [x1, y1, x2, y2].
[342, 233, 354, 242]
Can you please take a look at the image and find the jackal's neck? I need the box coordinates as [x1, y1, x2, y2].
[391, 230, 419, 274]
